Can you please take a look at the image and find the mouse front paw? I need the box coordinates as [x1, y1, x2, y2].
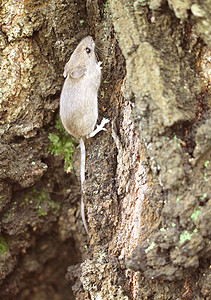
[98, 61, 103, 70]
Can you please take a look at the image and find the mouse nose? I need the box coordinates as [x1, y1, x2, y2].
[86, 36, 94, 47]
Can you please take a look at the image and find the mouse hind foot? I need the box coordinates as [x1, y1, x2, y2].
[89, 118, 109, 138]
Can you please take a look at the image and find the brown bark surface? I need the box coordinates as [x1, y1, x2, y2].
[0, 0, 210, 299]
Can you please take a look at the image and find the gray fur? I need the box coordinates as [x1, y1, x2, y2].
[60, 36, 101, 140]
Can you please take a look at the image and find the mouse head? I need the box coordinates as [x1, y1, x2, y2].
[64, 36, 97, 79]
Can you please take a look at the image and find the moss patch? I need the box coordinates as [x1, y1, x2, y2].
[0, 234, 8, 255]
[48, 117, 77, 172]
[23, 187, 60, 216]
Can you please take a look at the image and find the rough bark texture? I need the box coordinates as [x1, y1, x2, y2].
[0, 0, 210, 299]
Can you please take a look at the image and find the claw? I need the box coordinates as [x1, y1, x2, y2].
[101, 118, 109, 126]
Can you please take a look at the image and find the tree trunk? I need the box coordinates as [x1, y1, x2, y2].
[0, 0, 210, 299]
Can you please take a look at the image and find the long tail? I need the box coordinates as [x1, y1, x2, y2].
[79, 138, 89, 234]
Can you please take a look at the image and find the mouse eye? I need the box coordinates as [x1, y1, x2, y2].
[86, 47, 91, 53]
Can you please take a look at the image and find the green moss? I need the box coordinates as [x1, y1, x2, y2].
[173, 135, 182, 146]
[104, 0, 109, 14]
[200, 193, 207, 201]
[4, 206, 16, 222]
[191, 207, 201, 223]
[179, 231, 193, 244]
[23, 187, 60, 216]
[0, 234, 8, 255]
[204, 172, 208, 182]
[204, 160, 210, 168]
[34, 188, 47, 212]
[145, 241, 155, 253]
[48, 117, 77, 172]
[45, 198, 60, 215]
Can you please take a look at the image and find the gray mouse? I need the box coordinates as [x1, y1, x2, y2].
[60, 36, 109, 234]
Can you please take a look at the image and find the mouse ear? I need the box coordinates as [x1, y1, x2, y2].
[70, 66, 87, 78]
[63, 61, 87, 78]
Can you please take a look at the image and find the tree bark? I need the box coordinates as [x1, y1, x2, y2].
[0, 0, 210, 299]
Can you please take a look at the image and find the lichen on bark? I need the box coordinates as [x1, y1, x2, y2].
[0, 0, 210, 299]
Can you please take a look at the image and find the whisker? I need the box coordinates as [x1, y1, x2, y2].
[95, 45, 104, 50]
[95, 50, 100, 61]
